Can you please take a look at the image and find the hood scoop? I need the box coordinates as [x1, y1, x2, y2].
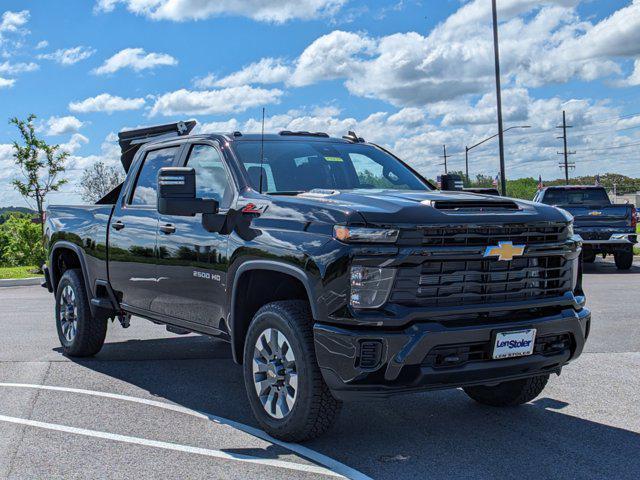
[430, 199, 520, 212]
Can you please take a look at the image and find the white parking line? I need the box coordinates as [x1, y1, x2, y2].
[0, 383, 372, 480]
[0, 413, 340, 477]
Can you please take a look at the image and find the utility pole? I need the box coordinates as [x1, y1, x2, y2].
[492, 0, 507, 196]
[440, 144, 450, 173]
[557, 110, 576, 184]
[464, 146, 469, 183]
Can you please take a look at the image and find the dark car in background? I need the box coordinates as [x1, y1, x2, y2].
[534, 185, 636, 269]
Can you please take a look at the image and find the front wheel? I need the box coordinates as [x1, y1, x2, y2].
[614, 247, 633, 270]
[463, 375, 549, 407]
[55, 269, 107, 357]
[243, 300, 341, 442]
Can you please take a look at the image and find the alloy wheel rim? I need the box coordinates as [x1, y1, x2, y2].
[252, 327, 298, 419]
[59, 285, 78, 343]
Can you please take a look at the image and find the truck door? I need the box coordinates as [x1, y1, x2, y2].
[154, 143, 233, 331]
[108, 146, 181, 311]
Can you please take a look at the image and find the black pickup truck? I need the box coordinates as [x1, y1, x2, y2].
[43, 121, 590, 441]
[534, 185, 636, 269]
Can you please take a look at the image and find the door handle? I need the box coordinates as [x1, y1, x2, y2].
[112, 221, 125, 231]
[159, 224, 176, 234]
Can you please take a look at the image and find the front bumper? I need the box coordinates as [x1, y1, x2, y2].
[314, 305, 590, 401]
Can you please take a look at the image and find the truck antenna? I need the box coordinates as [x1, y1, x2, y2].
[259, 107, 265, 194]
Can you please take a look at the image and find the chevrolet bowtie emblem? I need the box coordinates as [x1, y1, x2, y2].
[483, 241, 526, 261]
[589, 211, 603, 216]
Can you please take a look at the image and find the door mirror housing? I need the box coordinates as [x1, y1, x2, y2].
[157, 167, 219, 216]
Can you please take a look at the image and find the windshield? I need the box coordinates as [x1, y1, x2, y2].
[233, 140, 430, 193]
[541, 188, 611, 206]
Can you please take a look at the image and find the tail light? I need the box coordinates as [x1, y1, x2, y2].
[631, 207, 637, 228]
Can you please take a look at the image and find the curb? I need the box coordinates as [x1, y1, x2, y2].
[0, 277, 44, 288]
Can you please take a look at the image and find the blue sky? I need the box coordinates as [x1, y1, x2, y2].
[1, 0, 640, 207]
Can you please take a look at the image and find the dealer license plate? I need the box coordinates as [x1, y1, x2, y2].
[492, 329, 537, 359]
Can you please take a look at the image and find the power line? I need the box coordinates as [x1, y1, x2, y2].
[578, 140, 640, 153]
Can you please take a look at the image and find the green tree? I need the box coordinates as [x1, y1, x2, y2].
[9, 114, 68, 237]
[505, 177, 539, 200]
[80, 161, 124, 203]
[0, 213, 45, 267]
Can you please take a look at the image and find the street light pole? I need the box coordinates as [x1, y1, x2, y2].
[492, 0, 506, 196]
[464, 125, 530, 181]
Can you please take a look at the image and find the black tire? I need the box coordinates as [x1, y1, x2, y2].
[582, 250, 596, 263]
[614, 248, 633, 270]
[242, 300, 341, 442]
[463, 375, 549, 407]
[55, 269, 107, 357]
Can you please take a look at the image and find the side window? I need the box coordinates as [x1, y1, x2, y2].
[186, 144, 233, 208]
[130, 147, 178, 206]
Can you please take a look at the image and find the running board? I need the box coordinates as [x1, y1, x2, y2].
[166, 325, 190, 335]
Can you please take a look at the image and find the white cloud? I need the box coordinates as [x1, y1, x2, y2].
[0, 10, 29, 36]
[93, 47, 177, 75]
[621, 59, 640, 87]
[45, 116, 84, 135]
[60, 133, 89, 155]
[149, 86, 283, 116]
[69, 93, 146, 113]
[0, 61, 38, 75]
[0, 77, 15, 88]
[38, 46, 96, 65]
[208, 1, 640, 108]
[35, 40, 48, 50]
[198, 58, 291, 88]
[290, 30, 376, 87]
[94, 0, 347, 23]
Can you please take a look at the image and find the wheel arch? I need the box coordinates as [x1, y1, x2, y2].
[229, 260, 319, 364]
[50, 242, 95, 312]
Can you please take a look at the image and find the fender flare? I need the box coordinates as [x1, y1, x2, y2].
[49, 241, 96, 314]
[229, 260, 319, 363]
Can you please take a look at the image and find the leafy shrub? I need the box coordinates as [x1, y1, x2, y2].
[0, 213, 45, 267]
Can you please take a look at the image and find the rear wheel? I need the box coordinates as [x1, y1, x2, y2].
[463, 375, 549, 407]
[582, 249, 596, 263]
[243, 300, 341, 442]
[55, 269, 107, 357]
[614, 247, 633, 270]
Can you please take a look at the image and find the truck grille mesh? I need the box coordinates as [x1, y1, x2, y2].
[391, 256, 571, 307]
[398, 224, 568, 247]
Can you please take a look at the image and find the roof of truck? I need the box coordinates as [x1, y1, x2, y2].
[118, 121, 366, 172]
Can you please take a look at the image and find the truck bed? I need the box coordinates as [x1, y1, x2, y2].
[46, 204, 115, 292]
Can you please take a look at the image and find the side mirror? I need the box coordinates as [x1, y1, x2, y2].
[157, 167, 218, 216]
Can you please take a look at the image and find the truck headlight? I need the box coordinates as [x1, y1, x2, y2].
[567, 221, 574, 237]
[350, 266, 396, 309]
[334, 226, 399, 243]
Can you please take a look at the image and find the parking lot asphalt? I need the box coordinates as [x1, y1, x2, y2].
[0, 258, 639, 479]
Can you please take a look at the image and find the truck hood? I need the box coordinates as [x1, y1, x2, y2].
[268, 189, 570, 226]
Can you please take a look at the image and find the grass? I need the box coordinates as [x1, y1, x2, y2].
[0, 266, 41, 279]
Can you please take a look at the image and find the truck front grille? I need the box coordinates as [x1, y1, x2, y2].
[391, 256, 571, 308]
[398, 224, 568, 247]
